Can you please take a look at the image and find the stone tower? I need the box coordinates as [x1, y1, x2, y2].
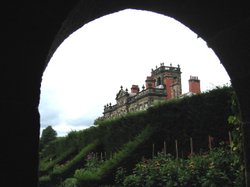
[148, 63, 182, 100]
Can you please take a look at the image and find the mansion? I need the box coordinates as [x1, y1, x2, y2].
[102, 63, 200, 119]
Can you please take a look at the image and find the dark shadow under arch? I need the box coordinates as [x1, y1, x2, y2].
[2, 1, 250, 186]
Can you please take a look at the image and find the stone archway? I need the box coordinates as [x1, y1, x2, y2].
[2, 1, 250, 186]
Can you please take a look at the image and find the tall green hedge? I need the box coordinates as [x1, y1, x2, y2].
[39, 86, 234, 186]
[145, 87, 233, 156]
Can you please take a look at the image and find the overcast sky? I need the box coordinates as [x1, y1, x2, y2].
[39, 9, 230, 137]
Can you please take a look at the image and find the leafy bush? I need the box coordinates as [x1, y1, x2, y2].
[40, 126, 57, 151]
[59, 178, 78, 187]
[74, 152, 104, 176]
[116, 147, 243, 187]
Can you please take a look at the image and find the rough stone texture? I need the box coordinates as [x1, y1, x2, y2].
[2, 0, 250, 186]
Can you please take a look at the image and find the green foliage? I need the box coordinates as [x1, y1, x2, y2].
[40, 87, 233, 162]
[40, 126, 100, 160]
[115, 167, 127, 185]
[39, 140, 99, 186]
[227, 92, 243, 154]
[146, 86, 234, 156]
[40, 126, 57, 150]
[74, 126, 154, 186]
[39, 175, 50, 181]
[116, 147, 243, 187]
[39, 86, 237, 186]
[97, 111, 149, 154]
[227, 90, 245, 185]
[60, 178, 78, 187]
[51, 140, 99, 177]
[39, 175, 51, 187]
[39, 148, 76, 176]
[75, 152, 104, 176]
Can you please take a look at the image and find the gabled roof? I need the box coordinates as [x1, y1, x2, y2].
[116, 89, 129, 100]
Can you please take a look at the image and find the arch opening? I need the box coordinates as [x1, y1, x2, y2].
[38, 3, 250, 185]
[39, 9, 230, 136]
[4, 2, 250, 187]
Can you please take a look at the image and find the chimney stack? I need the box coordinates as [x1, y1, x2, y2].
[145, 76, 156, 89]
[131, 85, 140, 94]
[189, 76, 201, 94]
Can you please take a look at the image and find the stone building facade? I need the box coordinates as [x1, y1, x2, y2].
[103, 63, 200, 119]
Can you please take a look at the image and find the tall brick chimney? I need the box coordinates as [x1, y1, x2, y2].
[145, 76, 155, 89]
[131, 85, 140, 94]
[189, 76, 201, 94]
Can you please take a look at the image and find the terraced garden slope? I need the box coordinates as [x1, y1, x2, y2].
[39, 86, 235, 187]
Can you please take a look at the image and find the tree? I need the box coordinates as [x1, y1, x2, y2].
[40, 125, 57, 150]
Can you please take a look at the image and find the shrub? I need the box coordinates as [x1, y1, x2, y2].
[117, 147, 242, 187]
[60, 178, 78, 187]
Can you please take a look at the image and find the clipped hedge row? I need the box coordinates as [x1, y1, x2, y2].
[38, 175, 51, 187]
[39, 147, 76, 176]
[39, 140, 100, 187]
[40, 87, 233, 164]
[40, 126, 101, 161]
[145, 87, 233, 156]
[97, 110, 149, 154]
[62, 125, 154, 187]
